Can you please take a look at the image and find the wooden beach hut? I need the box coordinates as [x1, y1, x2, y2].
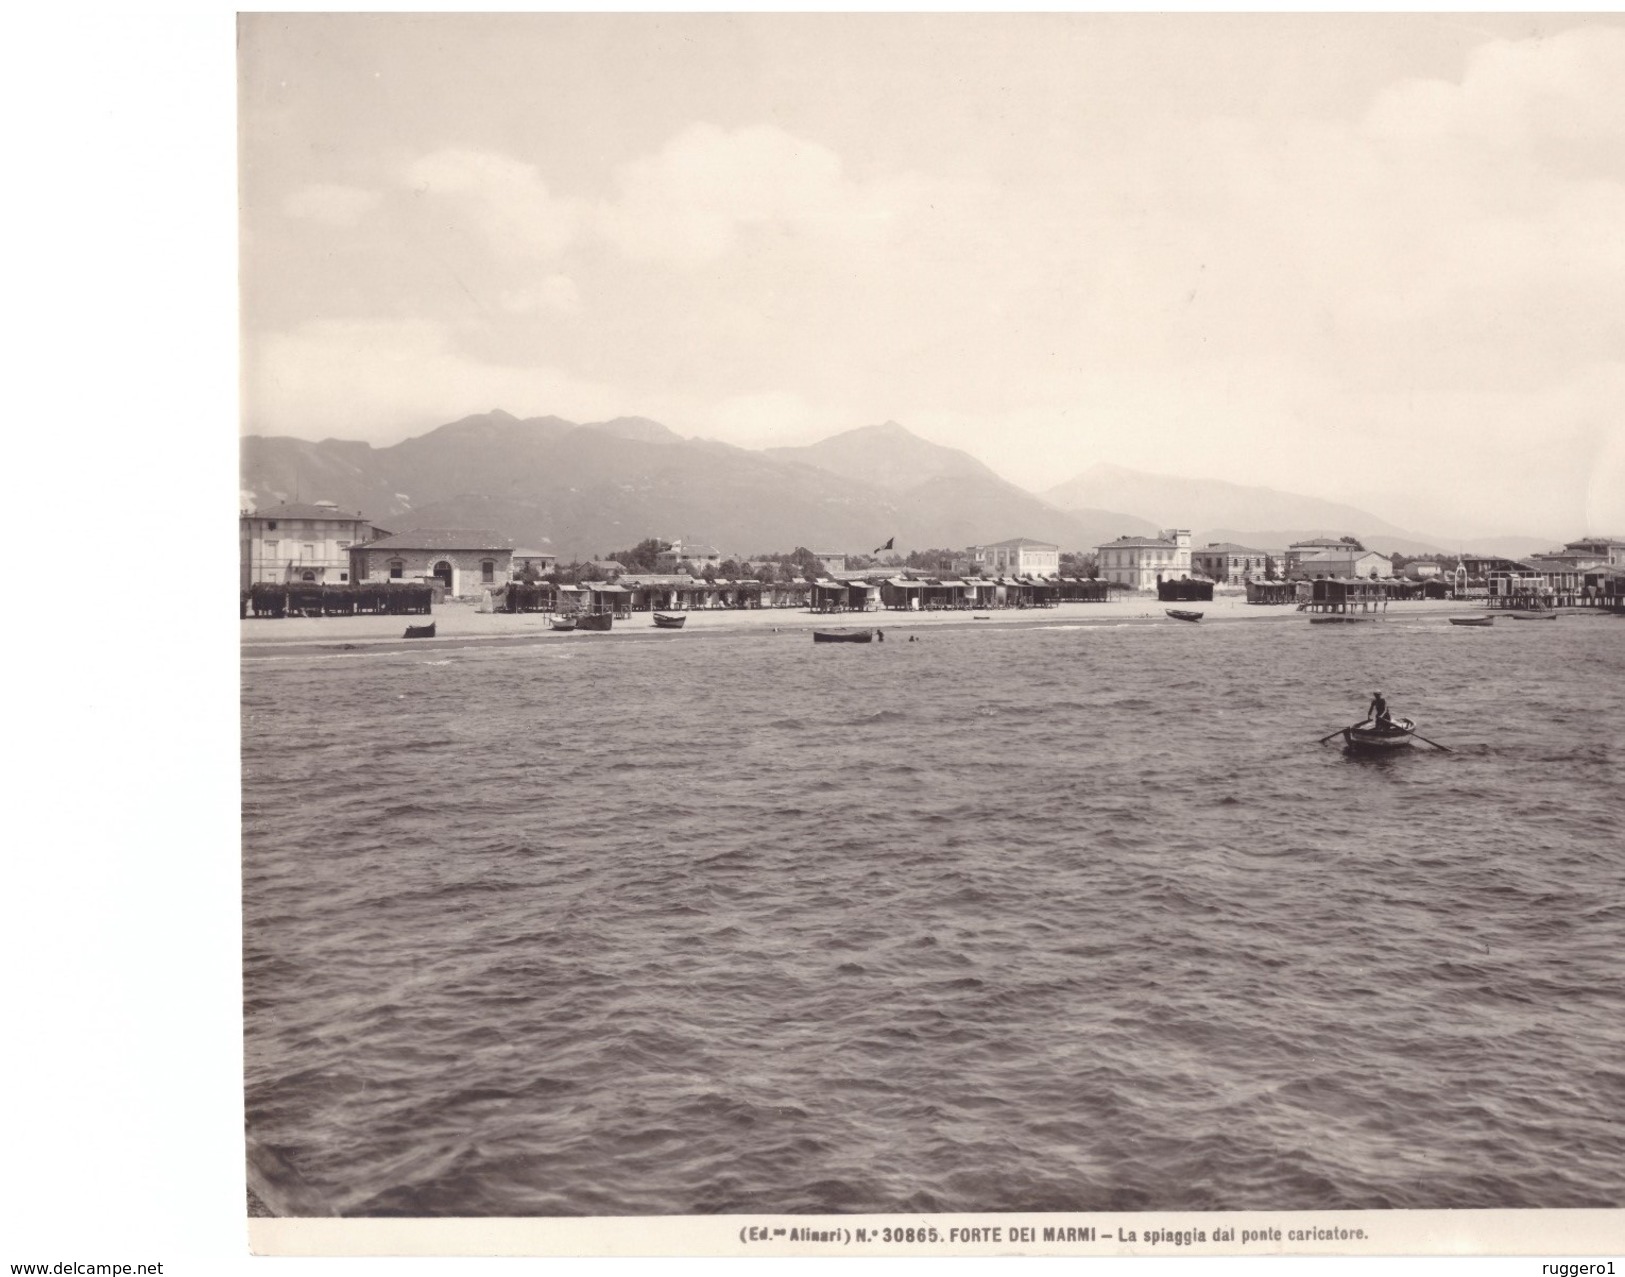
[1302, 577, 1405, 616]
[1245, 580, 1297, 605]
[881, 577, 926, 610]
[811, 580, 851, 613]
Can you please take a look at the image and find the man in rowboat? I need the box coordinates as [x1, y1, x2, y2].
[1367, 690, 1393, 727]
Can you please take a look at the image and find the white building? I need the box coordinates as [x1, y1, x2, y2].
[1284, 537, 1363, 577]
[1095, 529, 1192, 590]
[1297, 549, 1393, 579]
[966, 537, 1060, 577]
[513, 548, 558, 576]
[349, 528, 515, 597]
[1534, 537, 1625, 569]
[656, 538, 723, 573]
[1190, 542, 1271, 586]
[240, 501, 381, 590]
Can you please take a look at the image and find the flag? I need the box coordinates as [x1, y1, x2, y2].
[874, 537, 894, 554]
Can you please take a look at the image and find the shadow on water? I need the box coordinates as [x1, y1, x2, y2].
[1337, 746, 1409, 770]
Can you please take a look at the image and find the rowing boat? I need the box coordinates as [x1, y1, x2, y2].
[1343, 717, 1416, 751]
[550, 617, 576, 632]
[573, 612, 613, 631]
[1448, 616, 1493, 627]
[1165, 609, 1203, 623]
[652, 612, 687, 629]
[813, 629, 874, 643]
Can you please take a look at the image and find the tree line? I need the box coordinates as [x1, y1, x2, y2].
[521, 538, 1104, 585]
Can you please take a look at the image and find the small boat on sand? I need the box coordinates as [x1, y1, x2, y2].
[973, 614, 991, 620]
[1449, 616, 1494, 627]
[550, 617, 576, 632]
[813, 629, 874, 643]
[573, 612, 613, 632]
[652, 612, 686, 629]
[1344, 717, 1416, 751]
[1165, 609, 1203, 623]
[1310, 615, 1373, 624]
[1509, 611, 1557, 621]
[403, 622, 436, 639]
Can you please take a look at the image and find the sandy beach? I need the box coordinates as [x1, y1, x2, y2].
[241, 593, 1499, 657]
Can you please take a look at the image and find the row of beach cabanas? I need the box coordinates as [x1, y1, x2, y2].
[869, 575, 1110, 612]
[503, 573, 1114, 615]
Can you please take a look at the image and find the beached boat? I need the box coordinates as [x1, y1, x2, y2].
[1309, 615, 1373, 624]
[652, 613, 686, 629]
[1448, 616, 1494, 627]
[403, 622, 436, 639]
[973, 614, 991, 620]
[573, 612, 613, 632]
[1343, 717, 1416, 751]
[1509, 612, 1557, 621]
[1165, 609, 1203, 623]
[550, 617, 576, 632]
[813, 629, 874, 643]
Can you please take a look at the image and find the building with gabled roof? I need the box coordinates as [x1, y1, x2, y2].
[1533, 537, 1625, 570]
[1297, 548, 1392, 579]
[1283, 537, 1364, 577]
[965, 537, 1060, 578]
[1190, 541, 1273, 586]
[513, 547, 557, 577]
[348, 528, 514, 598]
[1094, 529, 1191, 591]
[240, 500, 384, 590]
[655, 538, 723, 574]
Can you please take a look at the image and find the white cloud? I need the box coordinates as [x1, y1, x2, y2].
[405, 149, 584, 259]
[281, 184, 382, 226]
[1365, 25, 1625, 149]
[247, 318, 624, 440]
[597, 123, 916, 267]
[244, 24, 1625, 541]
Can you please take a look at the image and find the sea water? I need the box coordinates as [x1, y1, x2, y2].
[242, 617, 1625, 1214]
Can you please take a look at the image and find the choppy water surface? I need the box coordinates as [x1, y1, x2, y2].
[242, 617, 1624, 1215]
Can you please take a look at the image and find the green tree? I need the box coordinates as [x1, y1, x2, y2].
[787, 546, 825, 578]
[1060, 551, 1097, 578]
[606, 537, 669, 572]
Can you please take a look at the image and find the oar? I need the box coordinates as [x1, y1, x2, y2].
[1316, 721, 1365, 744]
[1408, 730, 1454, 753]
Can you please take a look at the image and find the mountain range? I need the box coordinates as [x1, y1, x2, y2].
[240, 411, 1556, 562]
[1041, 464, 1550, 559]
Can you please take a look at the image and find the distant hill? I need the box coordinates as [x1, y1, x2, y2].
[767, 421, 1004, 491]
[1044, 463, 1421, 540]
[1192, 528, 1554, 559]
[1041, 462, 1559, 557]
[241, 412, 1147, 560]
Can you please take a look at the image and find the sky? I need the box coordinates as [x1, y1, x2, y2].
[239, 14, 1625, 542]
